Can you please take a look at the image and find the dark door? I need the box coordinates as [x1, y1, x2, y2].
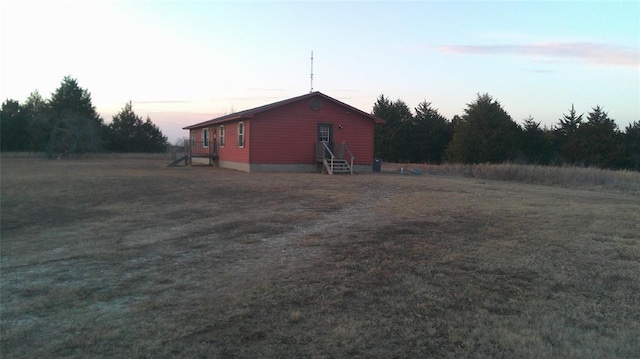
[318, 123, 333, 157]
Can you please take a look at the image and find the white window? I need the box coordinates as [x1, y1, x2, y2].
[219, 126, 225, 147]
[319, 126, 330, 142]
[237, 122, 245, 148]
[202, 128, 209, 148]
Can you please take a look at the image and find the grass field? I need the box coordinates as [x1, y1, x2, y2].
[1, 158, 639, 358]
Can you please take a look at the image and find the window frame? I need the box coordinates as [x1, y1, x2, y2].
[319, 126, 330, 142]
[237, 121, 245, 148]
[202, 128, 209, 148]
[219, 125, 225, 147]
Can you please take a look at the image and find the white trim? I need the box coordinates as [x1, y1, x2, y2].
[219, 125, 225, 147]
[237, 121, 245, 148]
[202, 128, 209, 148]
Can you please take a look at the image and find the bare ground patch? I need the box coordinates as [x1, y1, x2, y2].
[1, 158, 639, 358]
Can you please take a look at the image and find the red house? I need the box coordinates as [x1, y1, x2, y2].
[183, 92, 384, 173]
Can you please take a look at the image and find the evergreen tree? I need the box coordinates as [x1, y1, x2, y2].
[555, 104, 584, 164]
[108, 101, 144, 152]
[108, 101, 167, 152]
[373, 94, 393, 160]
[22, 91, 50, 152]
[521, 117, 553, 164]
[0, 99, 28, 151]
[624, 121, 640, 170]
[446, 93, 521, 163]
[450, 115, 463, 133]
[578, 106, 622, 168]
[47, 76, 105, 157]
[373, 95, 412, 162]
[412, 101, 451, 163]
[140, 116, 168, 153]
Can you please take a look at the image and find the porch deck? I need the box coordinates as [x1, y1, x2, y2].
[168, 140, 217, 166]
[189, 140, 217, 165]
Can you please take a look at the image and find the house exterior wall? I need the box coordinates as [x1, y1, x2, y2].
[190, 127, 216, 155]
[217, 121, 250, 164]
[249, 163, 319, 173]
[248, 97, 375, 166]
[218, 160, 251, 172]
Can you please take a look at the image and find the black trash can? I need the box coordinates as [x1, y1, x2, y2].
[372, 158, 382, 172]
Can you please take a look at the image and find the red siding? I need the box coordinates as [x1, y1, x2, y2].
[248, 97, 375, 165]
[218, 121, 250, 163]
[190, 127, 215, 155]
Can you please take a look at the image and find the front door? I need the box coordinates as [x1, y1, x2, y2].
[318, 123, 333, 157]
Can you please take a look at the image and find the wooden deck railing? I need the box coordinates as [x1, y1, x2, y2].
[189, 140, 217, 157]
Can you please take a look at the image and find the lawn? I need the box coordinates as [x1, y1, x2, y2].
[1, 158, 639, 358]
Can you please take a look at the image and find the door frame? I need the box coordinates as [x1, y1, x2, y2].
[317, 123, 334, 157]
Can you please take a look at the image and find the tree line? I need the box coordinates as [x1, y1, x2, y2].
[1, 76, 168, 157]
[373, 93, 640, 170]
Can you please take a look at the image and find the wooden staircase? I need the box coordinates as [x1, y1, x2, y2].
[167, 154, 189, 167]
[323, 158, 352, 174]
[318, 141, 355, 175]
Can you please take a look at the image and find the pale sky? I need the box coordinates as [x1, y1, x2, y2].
[2, 0, 639, 142]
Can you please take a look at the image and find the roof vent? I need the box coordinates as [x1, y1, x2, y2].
[310, 98, 321, 111]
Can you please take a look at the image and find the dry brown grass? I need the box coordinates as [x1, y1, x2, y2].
[0, 151, 173, 160]
[2, 158, 639, 358]
[383, 162, 640, 192]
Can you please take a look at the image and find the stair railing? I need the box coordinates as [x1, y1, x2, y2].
[342, 141, 355, 174]
[321, 141, 335, 175]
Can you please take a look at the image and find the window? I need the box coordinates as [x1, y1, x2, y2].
[319, 126, 330, 142]
[237, 122, 245, 148]
[202, 128, 209, 148]
[219, 126, 225, 147]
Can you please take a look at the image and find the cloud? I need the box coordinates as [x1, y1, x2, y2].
[438, 42, 639, 68]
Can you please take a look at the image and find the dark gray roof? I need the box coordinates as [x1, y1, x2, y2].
[183, 91, 383, 129]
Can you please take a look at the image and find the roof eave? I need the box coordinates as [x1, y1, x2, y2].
[183, 114, 254, 130]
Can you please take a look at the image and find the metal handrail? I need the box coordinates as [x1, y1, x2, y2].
[316, 141, 355, 175]
[342, 141, 355, 174]
[321, 141, 335, 174]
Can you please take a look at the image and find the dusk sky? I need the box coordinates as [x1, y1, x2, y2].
[2, 1, 638, 142]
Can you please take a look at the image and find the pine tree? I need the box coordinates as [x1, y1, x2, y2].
[412, 101, 451, 164]
[23, 91, 50, 152]
[579, 106, 621, 168]
[446, 93, 521, 163]
[0, 99, 28, 151]
[108, 102, 167, 152]
[46, 76, 105, 157]
[140, 116, 168, 153]
[624, 121, 640, 170]
[521, 117, 553, 164]
[555, 104, 584, 164]
[372, 95, 412, 162]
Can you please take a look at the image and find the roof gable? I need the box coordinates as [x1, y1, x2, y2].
[183, 92, 384, 129]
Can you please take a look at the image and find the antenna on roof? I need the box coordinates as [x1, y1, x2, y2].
[310, 51, 314, 93]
